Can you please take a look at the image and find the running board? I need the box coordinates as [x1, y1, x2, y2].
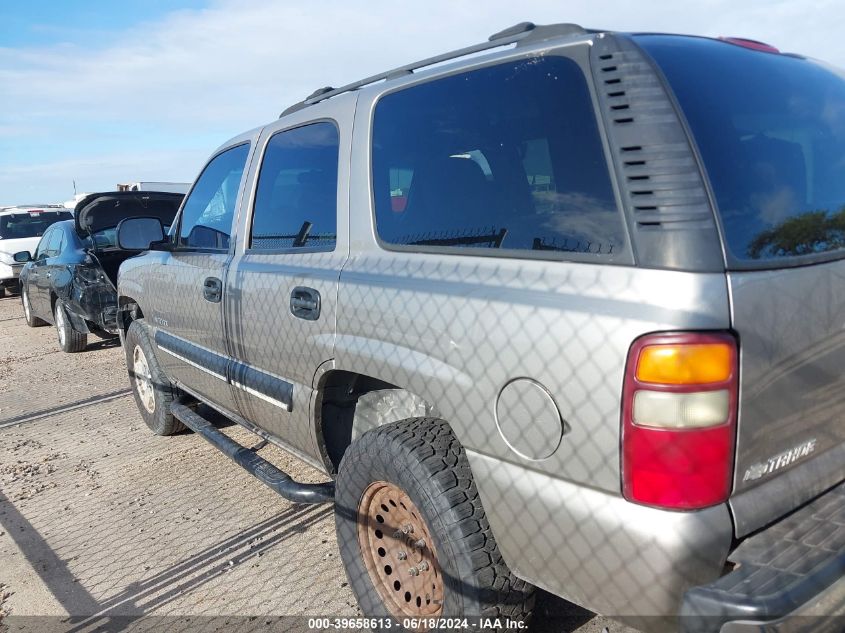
[170, 397, 335, 504]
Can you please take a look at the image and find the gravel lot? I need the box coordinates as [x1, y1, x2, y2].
[0, 293, 631, 633]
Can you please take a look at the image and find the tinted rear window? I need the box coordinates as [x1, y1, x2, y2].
[371, 56, 626, 260]
[639, 36, 845, 264]
[0, 211, 73, 239]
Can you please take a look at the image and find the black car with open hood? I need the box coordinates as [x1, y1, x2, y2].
[17, 191, 183, 353]
[74, 191, 183, 238]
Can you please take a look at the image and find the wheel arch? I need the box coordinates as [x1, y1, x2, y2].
[117, 294, 145, 335]
[314, 367, 444, 474]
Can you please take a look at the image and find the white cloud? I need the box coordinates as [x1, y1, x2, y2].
[1, 0, 844, 203]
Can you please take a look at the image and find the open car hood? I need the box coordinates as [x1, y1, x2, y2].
[74, 191, 184, 237]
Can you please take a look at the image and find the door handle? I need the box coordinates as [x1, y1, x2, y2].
[290, 286, 320, 320]
[203, 277, 223, 303]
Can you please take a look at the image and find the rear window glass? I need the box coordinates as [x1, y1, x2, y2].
[84, 229, 118, 250]
[371, 56, 625, 259]
[0, 211, 73, 239]
[639, 36, 845, 263]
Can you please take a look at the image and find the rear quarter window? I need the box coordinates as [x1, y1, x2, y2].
[371, 55, 627, 260]
[639, 36, 845, 266]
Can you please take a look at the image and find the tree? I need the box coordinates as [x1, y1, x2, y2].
[747, 207, 845, 259]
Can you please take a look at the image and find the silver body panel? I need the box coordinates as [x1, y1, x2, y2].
[335, 253, 731, 491]
[225, 93, 356, 459]
[152, 251, 239, 412]
[468, 451, 733, 623]
[728, 260, 845, 533]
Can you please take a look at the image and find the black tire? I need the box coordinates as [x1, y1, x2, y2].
[0, 286, 5, 299]
[21, 287, 46, 327]
[124, 319, 184, 436]
[54, 300, 87, 352]
[335, 417, 535, 630]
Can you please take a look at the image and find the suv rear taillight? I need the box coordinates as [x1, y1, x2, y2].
[622, 332, 738, 510]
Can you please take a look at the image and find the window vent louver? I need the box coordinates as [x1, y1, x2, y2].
[590, 36, 723, 272]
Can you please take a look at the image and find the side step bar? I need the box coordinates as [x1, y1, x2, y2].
[170, 397, 335, 504]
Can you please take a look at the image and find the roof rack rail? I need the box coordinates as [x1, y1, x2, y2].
[280, 21, 591, 117]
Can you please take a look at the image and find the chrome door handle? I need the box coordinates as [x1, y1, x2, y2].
[203, 277, 222, 303]
[290, 286, 320, 320]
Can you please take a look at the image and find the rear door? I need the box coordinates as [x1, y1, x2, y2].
[225, 100, 352, 462]
[146, 141, 253, 415]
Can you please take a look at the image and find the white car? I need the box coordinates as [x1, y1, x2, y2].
[0, 206, 73, 298]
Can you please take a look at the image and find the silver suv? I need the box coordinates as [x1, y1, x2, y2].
[116, 23, 845, 633]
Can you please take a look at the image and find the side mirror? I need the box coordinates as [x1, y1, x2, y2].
[13, 251, 32, 263]
[117, 217, 166, 251]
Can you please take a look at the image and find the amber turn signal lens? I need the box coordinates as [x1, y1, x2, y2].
[636, 343, 732, 385]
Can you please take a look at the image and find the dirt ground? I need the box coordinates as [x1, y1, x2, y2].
[0, 292, 633, 633]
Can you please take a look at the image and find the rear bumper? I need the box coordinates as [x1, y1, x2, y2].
[68, 283, 118, 332]
[718, 576, 845, 633]
[465, 451, 734, 625]
[0, 262, 23, 283]
[681, 481, 845, 632]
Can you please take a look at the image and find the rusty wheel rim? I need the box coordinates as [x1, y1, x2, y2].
[358, 481, 444, 619]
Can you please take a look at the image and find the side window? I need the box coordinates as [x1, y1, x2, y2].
[372, 56, 626, 258]
[250, 122, 339, 250]
[43, 229, 63, 258]
[34, 229, 54, 260]
[178, 143, 250, 250]
[54, 230, 67, 255]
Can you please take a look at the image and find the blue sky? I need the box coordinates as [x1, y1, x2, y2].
[1, 1, 206, 48]
[2, 0, 845, 205]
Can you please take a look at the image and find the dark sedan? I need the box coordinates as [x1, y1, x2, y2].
[17, 191, 183, 352]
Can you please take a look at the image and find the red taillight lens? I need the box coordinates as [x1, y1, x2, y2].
[621, 332, 738, 510]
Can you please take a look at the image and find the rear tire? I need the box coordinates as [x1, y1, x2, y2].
[54, 300, 87, 352]
[124, 319, 184, 436]
[21, 288, 46, 327]
[335, 418, 535, 631]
